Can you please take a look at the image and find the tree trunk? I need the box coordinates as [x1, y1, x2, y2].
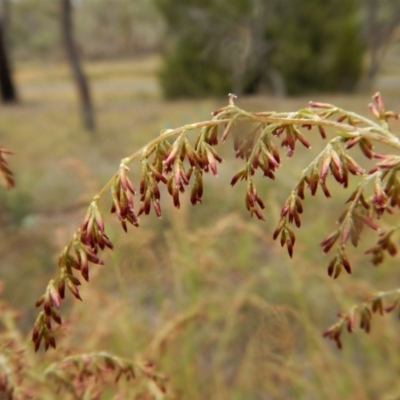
[61, 0, 95, 132]
[0, 19, 17, 103]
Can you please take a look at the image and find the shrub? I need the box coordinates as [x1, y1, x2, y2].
[157, 0, 364, 97]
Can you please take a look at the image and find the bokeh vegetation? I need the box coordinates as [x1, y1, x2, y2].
[157, 0, 364, 97]
[1, 0, 400, 398]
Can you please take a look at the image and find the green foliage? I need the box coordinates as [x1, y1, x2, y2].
[157, 0, 364, 97]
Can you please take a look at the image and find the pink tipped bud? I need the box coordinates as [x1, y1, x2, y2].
[309, 101, 333, 109]
[369, 103, 380, 119]
[320, 231, 339, 253]
[373, 92, 385, 114]
[318, 126, 327, 139]
[49, 284, 61, 308]
[320, 154, 331, 182]
[35, 295, 45, 308]
[205, 148, 218, 176]
[273, 218, 285, 240]
[67, 279, 82, 301]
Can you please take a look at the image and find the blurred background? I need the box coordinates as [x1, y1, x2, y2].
[2, 0, 400, 398]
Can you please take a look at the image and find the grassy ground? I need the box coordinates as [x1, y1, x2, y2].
[2, 57, 400, 399]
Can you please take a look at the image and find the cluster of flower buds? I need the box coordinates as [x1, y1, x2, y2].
[384, 162, 400, 208]
[271, 187, 305, 257]
[32, 280, 61, 351]
[319, 145, 364, 195]
[369, 92, 399, 122]
[111, 163, 138, 231]
[324, 291, 400, 349]
[230, 128, 282, 220]
[46, 353, 167, 398]
[273, 220, 296, 258]
[71, 235, 105, 282]
[139, 158, 166, 217]
[33, 219, 109, 351]
[326, 247, 351, 278]
[371, 173, 388, 217]
[161, 128, 223, 209]
[0, 145, 14, 189]
[244, 179, 265, 221]
[323, 304, 372, 349]
[81, 202, 113, 253]
[275, 125, 311, 157]
[365, 231, 398, 266]
[190, 168, 204, 206]
[280, 193, 303, 228]
[164, 140, 192, 209]
[252, 138, 281, 180]
[322, 317, 345, 349]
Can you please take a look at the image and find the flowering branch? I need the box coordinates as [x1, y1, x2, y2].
[33, 92, 400, 351]
[323, 287, 400, 349]
[44, 352, 167, 398]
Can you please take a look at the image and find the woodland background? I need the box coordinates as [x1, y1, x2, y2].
[2, 0, 400, 398]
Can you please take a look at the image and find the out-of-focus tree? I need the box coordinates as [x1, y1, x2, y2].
[0, 0, 17, 103]
[0, 0, 9, 36]
[75, 0, 162, 58]
[156, 0, 364, 98]
[61, 0, 95, 132]
[361, 0, 400, 88]
[268, 0, 364, 95]
[7, 0, 162, 60]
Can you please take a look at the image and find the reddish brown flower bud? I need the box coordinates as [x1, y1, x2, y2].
[320, 154, 331, 182]
[67, 278, 82, 301]
[58, 279, 65, 299]
[309, 101, 333, 109]
[320, 180, 331, 198]
[341, 220, 352, 246]
[35, 295, 45, 308]
[373, 92, 385, 114]
[318, 125, 327, 139]
[346, 311, 355, 333]
[344, 155, 364, 176]
[371, 297, 384, 315]
[230, 169, 246, 186]
[308, 169, 319, 196]
[294, 130, 311, 148]
[320, 231, 339, 254]
[359, 139, 374, 159]
[297, 179, 305, 200]
[51, 309, 62, 325]
[344, 136, 360, 149]
[385, 299, 399, 313]
[49, 283, 61, 308]
[369, 103, 380, 119]
[163, 141, 179, 168]
[327, 256, 337, 277]
[340, 250, 351, 274]
[273, 218, 285, 240]
[360, 307, 372, 333]
[206, 148, 218, 176]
